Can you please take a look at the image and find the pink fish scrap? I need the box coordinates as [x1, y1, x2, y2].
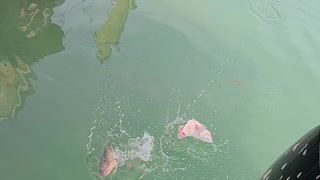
[178, 119, 213, 143]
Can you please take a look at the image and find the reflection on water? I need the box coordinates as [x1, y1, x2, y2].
[94, 0, 136, 63]
[0, 0, 65, 119]
[0, 56, 34, 118]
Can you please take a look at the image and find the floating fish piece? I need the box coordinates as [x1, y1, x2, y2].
[178, 119, 213, 143]
[99, 145, 117, 177]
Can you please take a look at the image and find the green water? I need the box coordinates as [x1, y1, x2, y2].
[1, 0, 320, 179]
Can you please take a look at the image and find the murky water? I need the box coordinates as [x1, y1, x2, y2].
[0, 0, 320, 179]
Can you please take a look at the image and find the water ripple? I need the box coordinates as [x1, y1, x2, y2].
[250, 0, 281, 23]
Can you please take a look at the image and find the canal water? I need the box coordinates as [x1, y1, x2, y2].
[0, 0, 319, 179]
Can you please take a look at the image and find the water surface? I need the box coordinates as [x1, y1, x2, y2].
[0, 0, 320, 179]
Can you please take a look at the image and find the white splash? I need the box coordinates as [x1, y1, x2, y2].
[127, 132, 155, 162]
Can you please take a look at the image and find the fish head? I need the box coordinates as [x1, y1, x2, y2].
[194, 130, 213, 143]
[99, 146, 117, 177]
[99, 160, 117, 177]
